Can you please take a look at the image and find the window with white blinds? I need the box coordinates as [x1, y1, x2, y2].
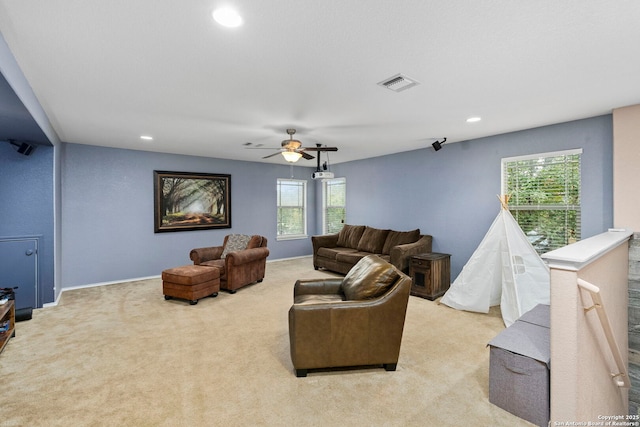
[501, 149, 582, 254]
[276, 179, 307, 240]
[322, 178, 346, 234]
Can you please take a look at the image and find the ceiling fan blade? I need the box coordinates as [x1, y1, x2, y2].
[302, 146, 338, 152]
[300, 151, 315, 160]
[262, 152, 282, 159]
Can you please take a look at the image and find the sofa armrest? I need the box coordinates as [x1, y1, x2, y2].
[293, 278, 343, 297]
[190, 246, 224, 264]
[311, 233, 340, 254]
[225, 247, 269, 266]
[389, 235, 433, 272]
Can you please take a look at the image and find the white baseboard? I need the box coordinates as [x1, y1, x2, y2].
[44, 274, 161, 308]
[42, 256, 313, 308]
[267, 255, 312, 262]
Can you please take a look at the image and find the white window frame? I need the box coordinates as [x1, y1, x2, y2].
[322, 177, 346, 234]
[276, 178, 307, 241]
[501, 148, 582, 253]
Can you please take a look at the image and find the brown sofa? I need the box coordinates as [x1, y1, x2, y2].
[190, 235, 269, 293]
[312, 224, 432, 274]
[288, 255, 412, 377]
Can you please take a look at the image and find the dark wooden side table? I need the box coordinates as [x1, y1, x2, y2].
[409, 253, 451, 300]
[0, 299, 15, 355]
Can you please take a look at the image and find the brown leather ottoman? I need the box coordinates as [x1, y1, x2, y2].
[162, 265, 220, 305]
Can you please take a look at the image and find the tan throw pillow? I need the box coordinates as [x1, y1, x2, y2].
[341, 255, 399, 300]
[382, 229, 421, 255]
[336, 225, 366, 249]
[356, 227, 390, 254]
[221, 234, 252, 258]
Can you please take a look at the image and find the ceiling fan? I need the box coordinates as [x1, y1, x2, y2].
[248, 129, 338, 163]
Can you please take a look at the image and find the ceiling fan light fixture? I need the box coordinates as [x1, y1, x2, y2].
[282, 151, 302, 162]
[282, 139, 302, 149]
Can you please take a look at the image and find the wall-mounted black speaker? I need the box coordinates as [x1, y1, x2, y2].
[15, 142, 35, 156]
[7, 140, 36, 156]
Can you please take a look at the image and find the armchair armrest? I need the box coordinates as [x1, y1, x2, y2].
[225, 247, 270, 266]
[389, 235, 433, 272]
[293, 278, 343, 297]
[190, 246, 224, 264]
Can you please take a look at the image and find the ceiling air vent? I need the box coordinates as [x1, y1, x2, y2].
[377, 73, 420, 92]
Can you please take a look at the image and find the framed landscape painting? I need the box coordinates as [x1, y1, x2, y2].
[154, 171, 231, 233]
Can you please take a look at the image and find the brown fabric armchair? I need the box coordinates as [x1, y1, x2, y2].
[190, 235, 269, 293]
[288, 255, 412, 377]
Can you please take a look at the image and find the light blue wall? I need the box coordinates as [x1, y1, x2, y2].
[0, 143, 55, 305]
[50, 114, 615, 293]
[60, 143, 318, 288]
[331, 115, 613, 279]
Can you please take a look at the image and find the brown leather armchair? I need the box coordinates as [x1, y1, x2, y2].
[190, 235, 269, 293]
[288, 255, 412, 377]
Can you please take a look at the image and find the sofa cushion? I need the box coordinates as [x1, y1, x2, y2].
[337, 225, 366, 249]
[357, 227, 390, 254]
[200, 259, 225, 276]
[335, 251, 369, 266]
[221, 234, 252, 258]
[377, 254, 391, 263]
[382, 229, 421, 255]
[341, 255, 400, 301]
[317, 247, 357, 261]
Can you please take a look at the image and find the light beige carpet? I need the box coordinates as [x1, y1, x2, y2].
[0, 257, 532, 426]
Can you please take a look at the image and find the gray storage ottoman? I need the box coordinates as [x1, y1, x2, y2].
[488, 304, 550, 427]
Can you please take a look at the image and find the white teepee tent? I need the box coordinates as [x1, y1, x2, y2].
[440, 197, 550, 327]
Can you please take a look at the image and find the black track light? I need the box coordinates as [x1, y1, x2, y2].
[5, 139, 36, 156]
[432, 137, 447, 151]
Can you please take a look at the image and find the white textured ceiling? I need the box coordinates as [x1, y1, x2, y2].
[1, 1, 639, 164]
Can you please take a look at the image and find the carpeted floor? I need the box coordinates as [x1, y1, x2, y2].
[0, 257, 532, 426]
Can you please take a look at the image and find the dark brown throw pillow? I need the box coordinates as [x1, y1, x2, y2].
[341, 255, 399, 300]
[337, 225, 366, 249]
[356, 227, 390, 254]
[246, 235, 262, 249]
[382, 229, 420, 255]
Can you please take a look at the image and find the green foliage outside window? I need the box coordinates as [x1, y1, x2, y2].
[504, 151, 581, 254]
[324, 178, 346, 234]
[326, 207, 345, 233]
[277, 207, 305, 235]
[277, 179, 306, 238]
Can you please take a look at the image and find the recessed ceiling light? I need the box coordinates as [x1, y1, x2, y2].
[466, 117, 482, 123]
[140, 135, 153, 141]
[212, 7, 243, 28]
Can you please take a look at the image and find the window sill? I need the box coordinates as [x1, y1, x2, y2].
[276, 235, 308, 241]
